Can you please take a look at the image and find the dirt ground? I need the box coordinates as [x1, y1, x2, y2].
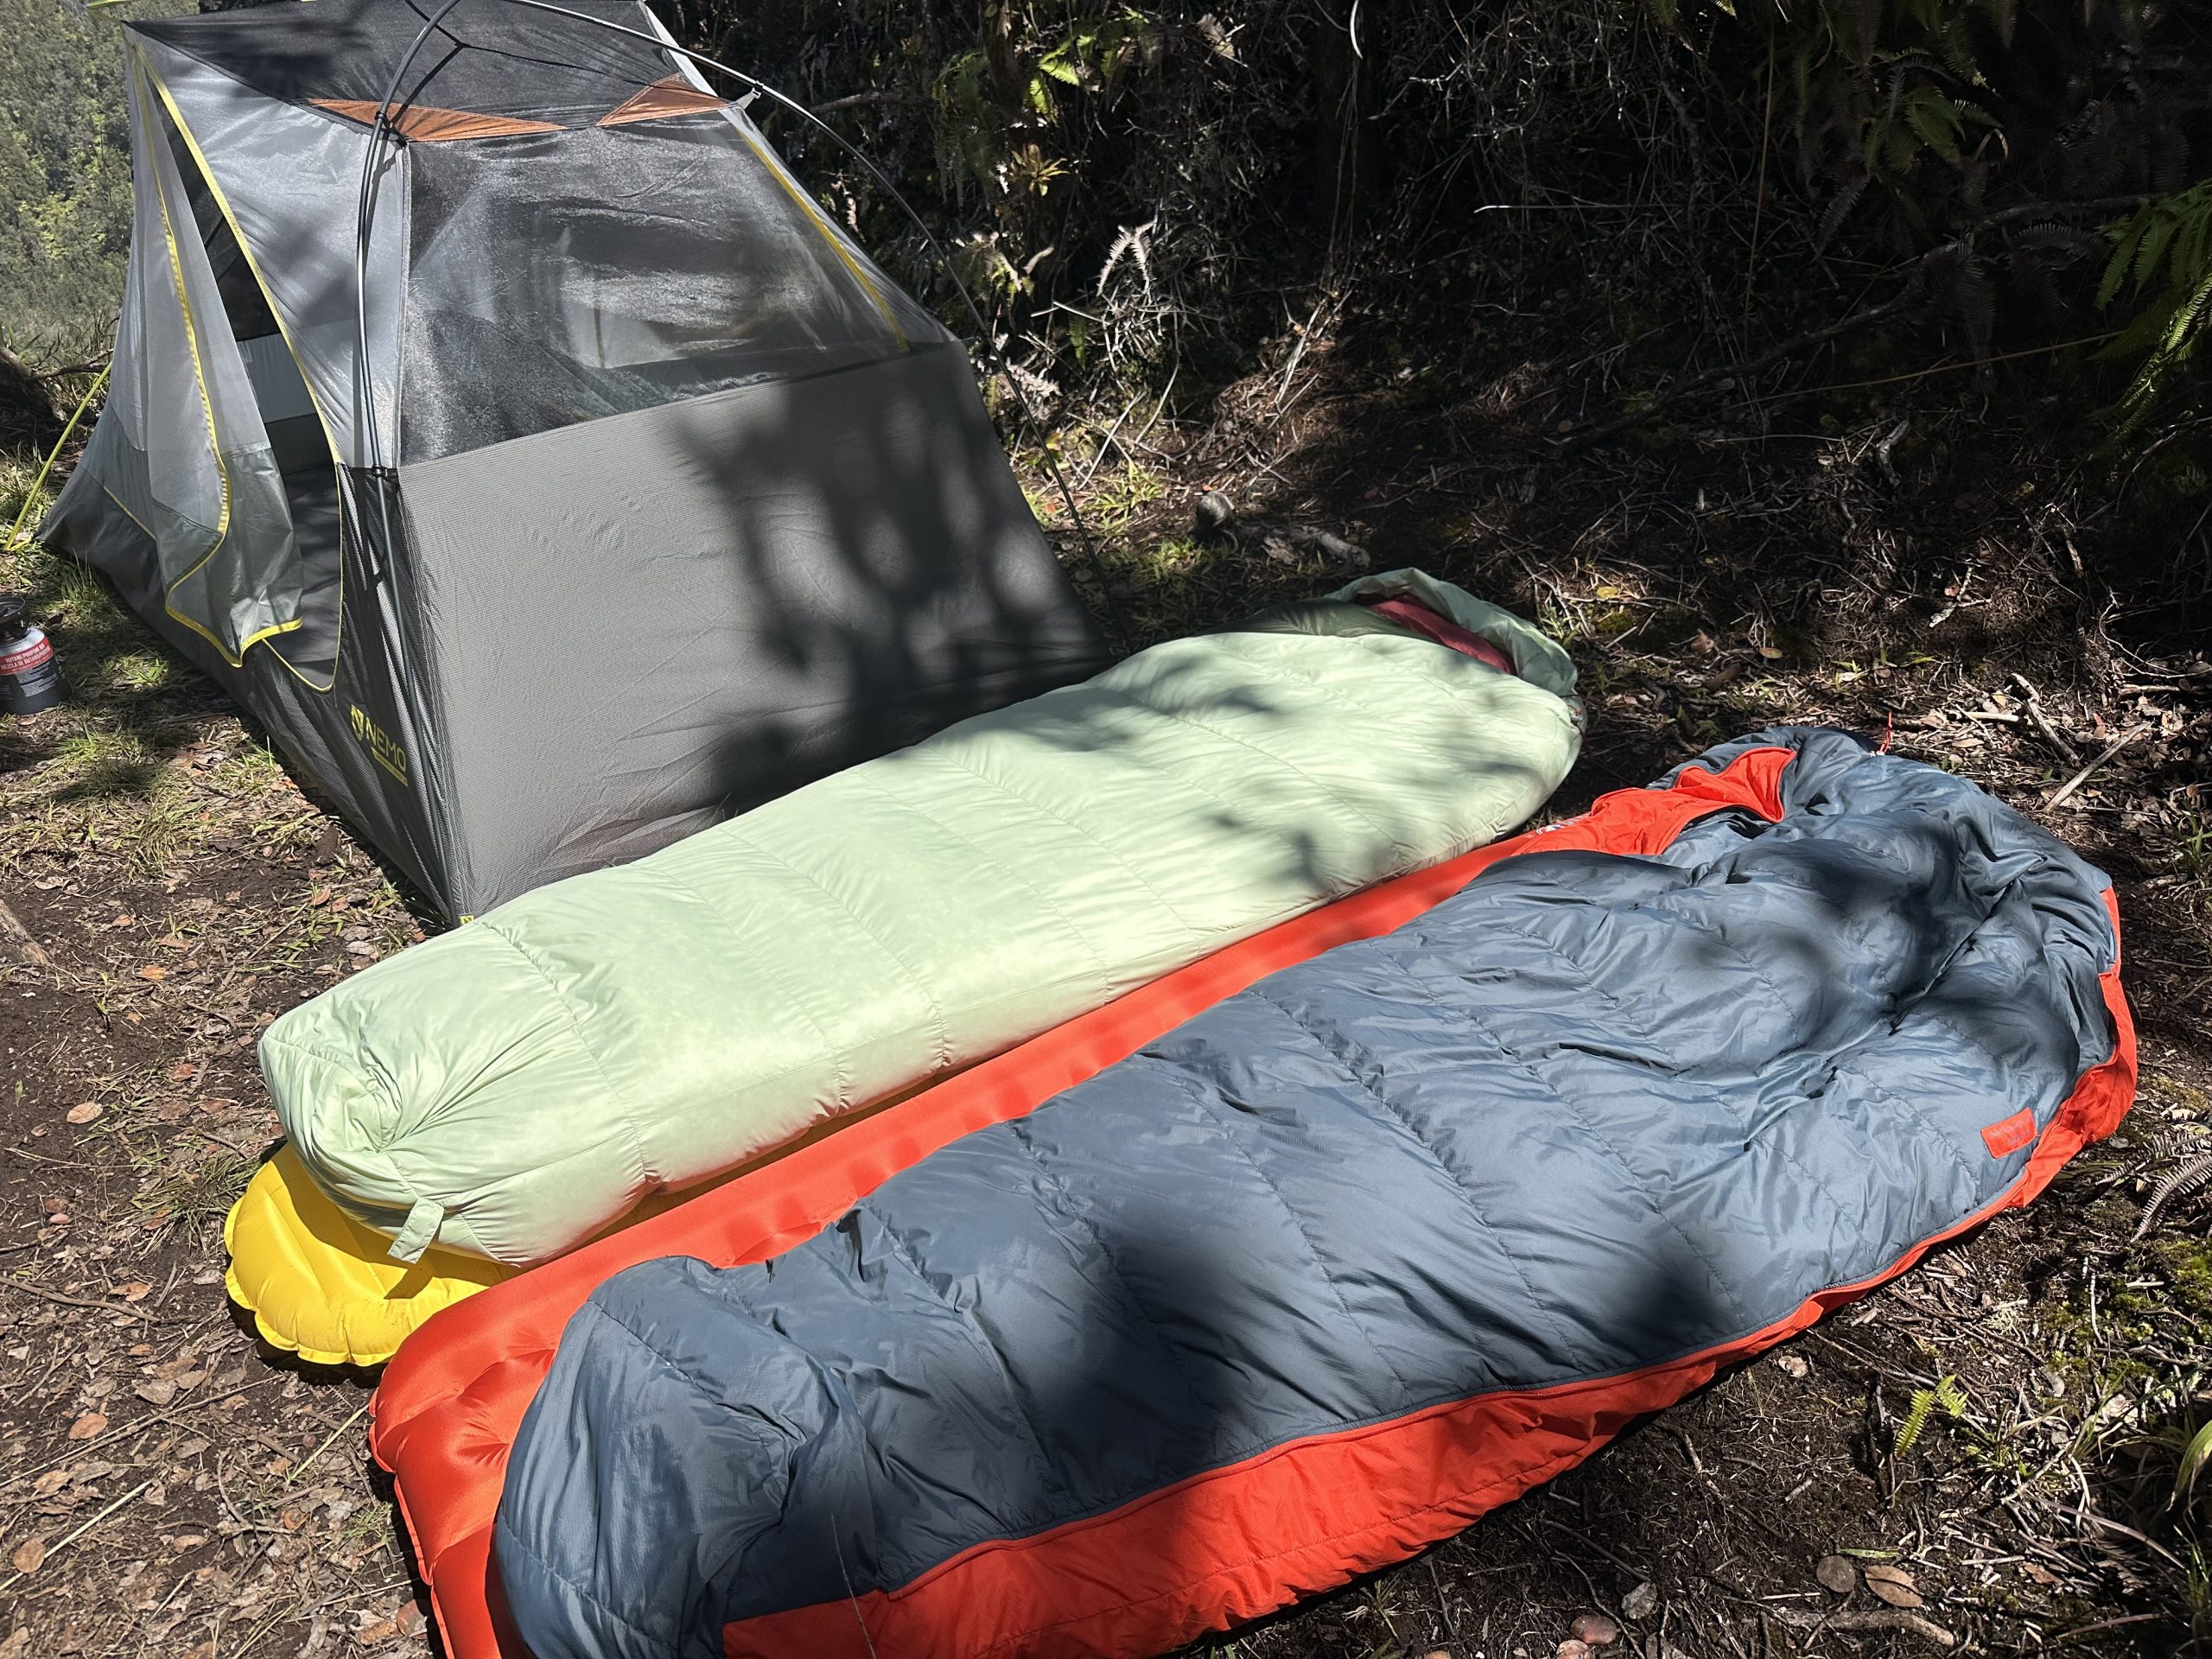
[3, 321, 2210, 1657]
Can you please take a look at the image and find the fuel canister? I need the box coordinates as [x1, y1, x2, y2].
[0, 600, 65, 715]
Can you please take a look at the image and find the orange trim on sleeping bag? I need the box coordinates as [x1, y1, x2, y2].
[367, 745, 2131, 1659]
[719, 887, 2134, 1658]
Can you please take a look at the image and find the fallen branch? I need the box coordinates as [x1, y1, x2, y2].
[2047, 723, 2151, 808]
[1769, 1604, 1957, 1647]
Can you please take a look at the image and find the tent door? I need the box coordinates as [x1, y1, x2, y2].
[156, 91, 346, 688]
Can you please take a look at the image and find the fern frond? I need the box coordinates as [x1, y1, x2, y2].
[1896, 1374, 1967, 1456]
[2132, 1150, 2212, 1243]
[1896, 1388, 1937, 1455]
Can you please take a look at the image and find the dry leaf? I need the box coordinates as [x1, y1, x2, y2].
[1620, 1580, 1659, 1621]
[167, 1061, 197, 1081]
[9, 1536, 44, 1576]
[64, 1102, 101, 1125]
[67, 1412, 107, 1440]
[1816, 1554, 1859, 1594]
[1864, 1563, 1924, 1608]
[136, 1379, 177, 1407]
[137, 964, 167, 982]
[280, 1506, 310, 1532]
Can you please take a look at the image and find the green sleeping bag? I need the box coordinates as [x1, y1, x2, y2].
[258, 572, 1580, 1268]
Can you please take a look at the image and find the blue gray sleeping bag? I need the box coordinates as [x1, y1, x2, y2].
[495, 728, 2129, 1659]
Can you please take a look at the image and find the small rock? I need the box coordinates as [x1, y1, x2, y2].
[1557, 1641, 1593, 1659]
[1572, 1611, 1623, 1646]
[1815, 1554, 1859, 1595]
[8, 1536, 44, 1576]
[1621, 1580, 1659, 1622]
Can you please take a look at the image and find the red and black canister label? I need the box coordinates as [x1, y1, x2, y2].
[0, 624, 65, 715]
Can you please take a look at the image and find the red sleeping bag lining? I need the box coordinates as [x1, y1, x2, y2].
[369, 746, 2135, 1659]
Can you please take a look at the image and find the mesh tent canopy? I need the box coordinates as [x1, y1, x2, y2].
[44, 0, 1109, 918]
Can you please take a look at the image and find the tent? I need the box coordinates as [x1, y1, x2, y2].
[41, 0, 1109, 919]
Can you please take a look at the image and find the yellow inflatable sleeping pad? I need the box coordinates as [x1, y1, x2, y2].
[226, 1085, 930, 1366]
[224, 1147, 514, 1367]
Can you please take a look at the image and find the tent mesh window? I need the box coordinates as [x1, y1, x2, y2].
[396, 111, 944, 463]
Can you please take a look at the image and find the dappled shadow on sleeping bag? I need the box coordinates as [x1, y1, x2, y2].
[492, 727, 2133, 1659]
[238, 571, 1584, 1366]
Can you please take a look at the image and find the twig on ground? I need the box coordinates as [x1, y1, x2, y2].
[2052, 1612, 2173, 1645]
[2047, 724, 2151, 808]
[0, 1478, 151, 1593]
[0, 1275, 167, 1323]
[283, 1403, 371, 1489]
[2012, 677, 2081, 764]
[6, 1377, 271, 1489]
[1769, 1604, 1958, 1646]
